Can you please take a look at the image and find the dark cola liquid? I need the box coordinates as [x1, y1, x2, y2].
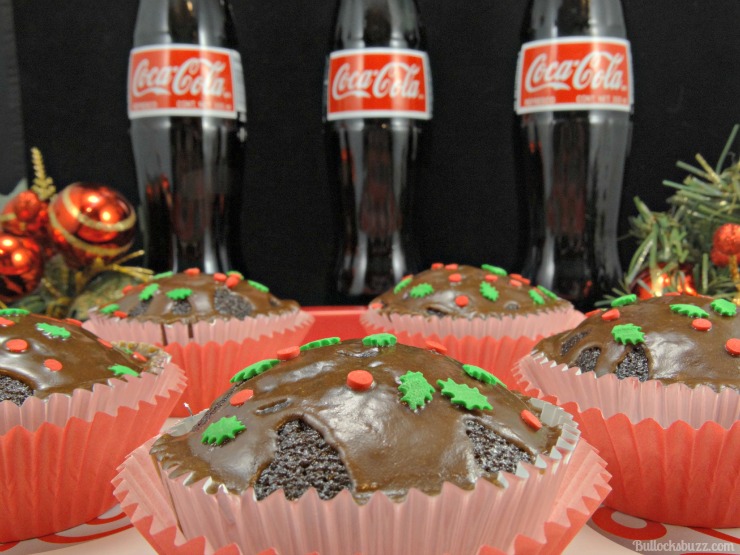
[517, 0, 632, 310]
[326, 0, 426, 304]
[130, 0, 246, 274]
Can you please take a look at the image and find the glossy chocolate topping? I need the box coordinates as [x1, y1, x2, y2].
[96, 271, 300, 325]
[0, 310, 154, 402]
[535, 294, 740, 390]
[151, 337, 563, 502]
[370, 264, 570, 319]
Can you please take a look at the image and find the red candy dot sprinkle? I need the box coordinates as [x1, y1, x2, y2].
[44, 359, 63, 372]
[725, 338, 740, 356]
[444, 263, 459, 270]
[485, 274, 498, 282]
[455, 295, 469, 307]
[347, 370, 373, 391]
[509, 279, 523, 288]
[601, 309, 621, 321]
[369, 302, 383, 310]
[509, 273, 531, 285]
[692, 318, 712, 332]
[230, 389, 254, 406]
[276, 346, 301, 361]
[584, 309, 601, 318]
[122, 285, 134, 295]
[449, 273, 462, 283]
[225, 274, 241, 289]
[184, 267, 201, 276]
[0, 317, 15, 327]
[98, 338, 113, 349]
[213, 273, 227, 283]
[6, 339, 28, 353]
[431, 263, 444, 270]
[113, 310, 128, 319]
[65, 318, 83, 327]
[132, 351, 147, 362]
[521, 409, 542, 430]
[425, 340, 448, 355]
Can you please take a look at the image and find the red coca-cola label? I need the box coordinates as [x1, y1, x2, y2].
[326, 48, 432, 121]
[515, 38, 632, 114]
[128, 45, 246, 119]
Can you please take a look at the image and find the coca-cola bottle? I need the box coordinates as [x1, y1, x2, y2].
[515, 0, 633, 310]
[128, 0, 247, 274]
[325, 0, 432, 304]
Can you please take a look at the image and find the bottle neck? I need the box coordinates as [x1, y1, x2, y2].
[524, 0, 627, 40]
[133, 0, 237, 48]
[333, 0, 424, 50]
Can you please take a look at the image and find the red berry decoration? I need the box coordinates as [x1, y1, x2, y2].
[713, 223, 740, 257]
[0, 233, 44, 302]
[711, 248, 730, 268]
[47, 183, 136, 269]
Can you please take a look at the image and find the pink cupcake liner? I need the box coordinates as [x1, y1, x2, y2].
[0, 349, 186, 543]
[85, 312, 314, 417]
[85, 310, 314, 346]
[361, 309, 584, 390]
[113, 401, 611, 555]
[515, 353, 740, 527]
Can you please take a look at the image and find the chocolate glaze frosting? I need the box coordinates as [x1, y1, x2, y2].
[535, 294, 740, 390]
[151, 337, 563, 502]
[370, 264, 570, 319]
[0, 310, 155, 403]
[96, 272, 300, 325]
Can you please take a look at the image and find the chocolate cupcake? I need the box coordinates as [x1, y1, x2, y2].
[0, 309, 184, 542]
[515, 293, 740, 527]
[361, 263, 584, 388]
[84, 269, 313, 415]
[114, 334, 612, 554]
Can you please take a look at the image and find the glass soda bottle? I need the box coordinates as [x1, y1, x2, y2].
[128, 0, 247, 273]
[515, 0, 633, 310]
[325, 0, 432, 304]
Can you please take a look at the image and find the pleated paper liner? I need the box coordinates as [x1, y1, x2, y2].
[0, 343, 186, 543]
[113, 401, 611, 555]
[515, 352, 740, 528]
[360, 307, 584, 389]
[85, 311, 314, 416]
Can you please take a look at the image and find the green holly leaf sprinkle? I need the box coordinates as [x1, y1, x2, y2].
[139, 283, 160, 301]
[231, 358, 280, 383]
[35, 323, 71, 340]
[393, 276, 413, 294]
[300, 337, 340, 351]
[108, 364, 140, 378]
[362, 333, 397, 347]
[398, 371, 435, 410]
[612, 323, 645, 345]
[228, 270, 245, 280]
[100, 304, 119, 315]
[166, 288, 193, 301]
[410, 283, 434, 298]
[611, 294, 637, 307]
[201, 416, 246, 446]
[537, 286, 559, 300]
[152, 271, 174, 280]
[462, 364, 506, 388]
[711, 299, 737, 317]
[481, 264, 507, 276]
[437, 378, 492, 411]
[529, 290, 545, 305]
[0, 308, 30, 316]
[247, 279, 269, 292]
[670, 304, 709, 319]
[480, 281, 499, 302]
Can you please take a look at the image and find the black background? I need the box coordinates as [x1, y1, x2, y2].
[8, 0, 740, 305]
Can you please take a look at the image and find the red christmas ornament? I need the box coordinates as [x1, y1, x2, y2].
[632, 263, 696, 299]
[0, 233, 43, 302]
[0, 190, 48, 239]
[712, 223, 740, 257]
[47, 183, 136, 269]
